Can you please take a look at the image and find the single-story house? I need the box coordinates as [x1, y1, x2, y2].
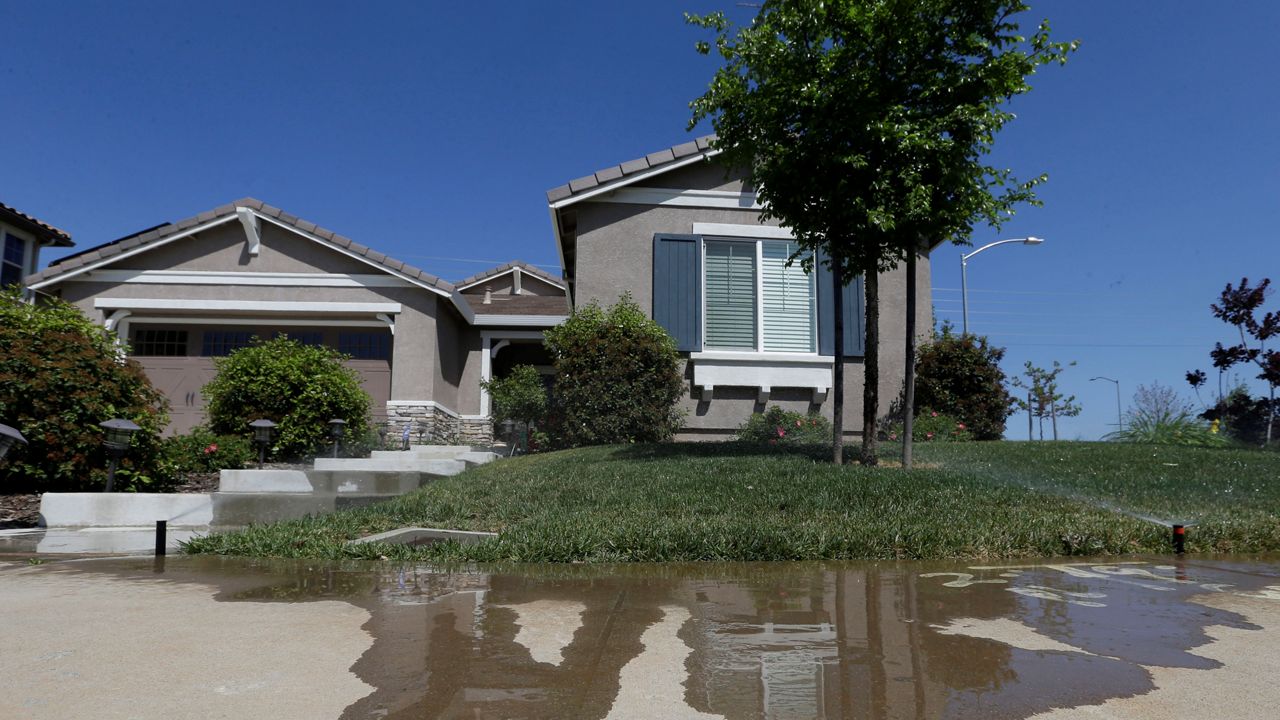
[24, 199, 567, 441]
[546, 136, 931, 438]
[2, 201, 75, 293]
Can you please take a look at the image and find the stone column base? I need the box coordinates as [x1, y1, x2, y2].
[385, 403, 492, 446]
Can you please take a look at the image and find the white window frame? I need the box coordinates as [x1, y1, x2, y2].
[699, 236, 817, 356]
[1, 228, 35, 288]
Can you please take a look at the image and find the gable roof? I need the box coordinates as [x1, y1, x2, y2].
[26, 197, 456, 295]
[456, 260, 565, 292]
[545, 135, 719, 207]
[0, 201, 73, 247]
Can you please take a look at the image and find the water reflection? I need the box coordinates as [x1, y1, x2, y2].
[40, 556, 1275, 720]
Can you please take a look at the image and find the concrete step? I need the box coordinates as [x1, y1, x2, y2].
[311, 457, 467, 476]
[219, 469, 432, 494]
[211, 492, 395, 526]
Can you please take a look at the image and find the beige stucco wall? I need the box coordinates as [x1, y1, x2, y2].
[568, 168, 933, 436]
[431, 304, 484, 416]
[127, 221, 375, 275]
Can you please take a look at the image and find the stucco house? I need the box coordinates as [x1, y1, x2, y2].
[547, 136, 931, 438]
[24, 199, 566, 440]
[2, 201, 74, 294]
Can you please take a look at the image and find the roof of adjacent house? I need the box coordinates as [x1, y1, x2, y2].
[0, 201, 74, 247]
[456, 260, 565, 291]
[26, 197, 456, 293]
[545, 135, 718, 205]
[462, 294, 570, 317]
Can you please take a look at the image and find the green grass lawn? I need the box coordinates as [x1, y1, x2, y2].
[182, 441, 1280, 563]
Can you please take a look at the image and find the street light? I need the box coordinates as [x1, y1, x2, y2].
[0, 423, 27, 460]
[249, 419, 277, 468]
[100, 418, 141, 492]
[327, 418, 346, 458]
[961, 237, 1044, 334]
[1090, 376, 1123, 432]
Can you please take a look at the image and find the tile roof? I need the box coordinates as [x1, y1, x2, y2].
[546, 135, 718, 204]
[456, 260, 564, 290]
[26, 198, 456, 293]
[0, 202, 73, 246]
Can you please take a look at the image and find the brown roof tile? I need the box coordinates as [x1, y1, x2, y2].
[456, 260, 565, 290]
[546, 134, 720, 205]
[0, 201, 73, 246]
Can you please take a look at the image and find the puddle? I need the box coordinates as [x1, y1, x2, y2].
[3, 555, 1280, 718]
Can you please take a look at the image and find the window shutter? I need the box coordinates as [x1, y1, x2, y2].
[652, 234, 701, 352]
[704, 240, 757, 349]
[761, 241, 815, 352]
[817, 250, 866, 357]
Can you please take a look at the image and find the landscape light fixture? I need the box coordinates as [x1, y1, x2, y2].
[100, 418, 141, 492]
[960, 236, 1045, 334]
[1089, 376, 1123, 432]
[249, 418, 277, 468]
[328, 418, 347, 458]
[0, 423, 27, 460]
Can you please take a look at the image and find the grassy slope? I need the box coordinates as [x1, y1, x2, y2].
[178, 441, 1280, 563]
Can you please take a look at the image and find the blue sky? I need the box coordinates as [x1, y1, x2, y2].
[5, 1, 1277, 440]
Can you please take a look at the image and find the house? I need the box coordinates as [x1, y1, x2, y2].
[1, 202, 74, 294]
[24, 199, 566, 439]
[546, 136, 931, 438]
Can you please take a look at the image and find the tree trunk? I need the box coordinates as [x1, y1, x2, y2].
[860, 256, 880, 466]
[903, 250, 917, 470]
[1027, 391, 1033, 441]
[1051, 399, 1058, 441]
[1267, 385, 1275, 448]
[832, 260, 845, 465]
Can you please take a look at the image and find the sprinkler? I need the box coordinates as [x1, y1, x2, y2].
[1172, 524, 1186, 554]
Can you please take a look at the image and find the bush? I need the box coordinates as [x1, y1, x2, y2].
[0, 289, 168, 491]
[914, 323, 1014, 440]
[481, 364, 547, 426]
[1201, 386, 1276, 447]
[202, 336, 371, 459]
[1105, 382, 1227, 447]
[160, 427, 256, 476]
[885, 409, 973, 443]
[738, 406, 832, 445]
[542, 294, 685, 446]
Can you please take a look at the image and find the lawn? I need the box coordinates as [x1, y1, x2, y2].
[182, 441, 1280, 563]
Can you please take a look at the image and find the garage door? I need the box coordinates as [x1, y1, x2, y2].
[137, 356, 218, 436]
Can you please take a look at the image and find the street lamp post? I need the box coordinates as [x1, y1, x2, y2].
[0, 423, 27, 461]
[249, 419, 277, 469]
[100, 418, 141, 492]
[961, 237, 1045, 335]
[1090, 376, 1123, 432]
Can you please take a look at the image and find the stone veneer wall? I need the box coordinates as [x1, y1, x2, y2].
[385, 403, 493, 446]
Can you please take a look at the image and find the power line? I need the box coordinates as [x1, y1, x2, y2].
[394, 253, 561, 269]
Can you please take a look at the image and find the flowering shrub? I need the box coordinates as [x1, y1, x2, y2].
[738, 406, 832, 445]
[159, 427, 255, 476]
[884, 409, 973, 443]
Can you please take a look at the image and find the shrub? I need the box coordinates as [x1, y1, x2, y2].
[160, 427, 256, 475]
[1105, 382, 1227, 447]
[0, 288, 168, 491]
[1200, 386, 1276, 447]
[481, 364, 547, 427]
[202, 336, 371, 459]
[885, 409, 973, 443]
[914, 323, 1014, 440]
[738, 406, 832, 445]
[542, 294, 685, 446]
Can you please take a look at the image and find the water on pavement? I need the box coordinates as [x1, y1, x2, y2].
[3, 554, 1279, 719]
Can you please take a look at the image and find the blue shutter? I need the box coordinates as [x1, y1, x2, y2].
[816, 250, 866, 357]
[652, 234, 701, 352]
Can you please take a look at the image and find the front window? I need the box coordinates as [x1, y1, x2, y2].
[704, 238, 815, 353]
[1, 233, 25, 287]
[201, 331, 253, 356]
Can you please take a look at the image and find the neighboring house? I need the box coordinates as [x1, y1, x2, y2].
[546, 136, 931, 438]
[1, 202, 74, 294]
[24, 198, 566, 439]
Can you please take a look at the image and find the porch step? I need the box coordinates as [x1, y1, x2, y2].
[312, 457, 468, 475]
[219, 469, 434, 494]
[211, 492, 395, 526]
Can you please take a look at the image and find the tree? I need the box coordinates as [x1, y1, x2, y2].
[1011, 360, 1080, 441]
[481, 364, 548, 434]
[914, 323, 1014, 440]
[689, 1, 1076, 465]
[0, 288, 168, 491]
[1187, 278, 1278, 447]
[542, 294, 685, 447]
[1104, 382, 1224, 447]
[202, 336, 371, 459]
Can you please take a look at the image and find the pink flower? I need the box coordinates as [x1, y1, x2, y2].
[776, 427, 786, 438]
[795, 419, 803, 428]
[956, 423, 966, 430]
[204, 443, 218, 454]
[888, 433, 898, 441]
[930, 411, 938, 418]
[926, 432, 935, 440]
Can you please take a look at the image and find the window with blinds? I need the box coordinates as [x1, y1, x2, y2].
[704, 240, 757, 349]
[761, 241, 815, 352]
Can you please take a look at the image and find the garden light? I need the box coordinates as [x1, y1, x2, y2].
[328, 418, 346, 458]
[0, 423, 27, 461]
[249, 418, 277, 468]
[99, 418, 141, 492]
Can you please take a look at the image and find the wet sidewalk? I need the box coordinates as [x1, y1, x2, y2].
[2, 554, 1279, 719]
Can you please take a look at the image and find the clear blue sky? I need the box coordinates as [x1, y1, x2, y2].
[5, 1, 1277, 440]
